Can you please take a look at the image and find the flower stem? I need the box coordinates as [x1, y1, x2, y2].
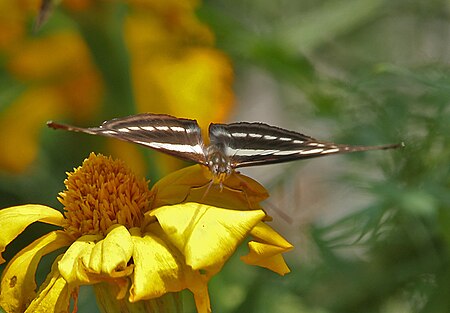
[94, 282, 184, 313]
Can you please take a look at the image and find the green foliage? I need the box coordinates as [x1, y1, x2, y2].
[200, 0, 449, 312]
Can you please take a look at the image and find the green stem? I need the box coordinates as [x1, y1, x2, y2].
[94, 282, 184, 313]
[68, 2, 135, 118]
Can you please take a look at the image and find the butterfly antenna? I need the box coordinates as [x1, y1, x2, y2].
[339, 142, 404, 153]
[263, 200, 293, 224]
[47, 121, 97, 135]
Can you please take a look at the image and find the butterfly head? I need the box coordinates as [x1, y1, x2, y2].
[205, 145, 232, 184]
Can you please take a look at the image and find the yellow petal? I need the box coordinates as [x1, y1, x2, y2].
[150, 165, 269, 211]
[129, 227, 187, 301]
[241, 241, 291, 276]
[130, 221, 213, 313]
[0, 231, 72, 313]
[249, 222, 294, 249]
[150, 203, 266, 271]
[241, 222, 294, 276]
[186, 169, 270, 211]
[186, 273, 211, 313]
[83, 225, 134, 276]
[0, 204, 65, 264]
[150, 165, 213, 208]
[24, 255, 71, 313]
[58, 231, 131, 299]
[58, 234, 103, 285]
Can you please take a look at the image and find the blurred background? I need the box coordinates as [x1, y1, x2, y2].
[0, 0, 449, 312]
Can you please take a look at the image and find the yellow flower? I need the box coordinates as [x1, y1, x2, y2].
[1, 0, 234, 176]
[148, 165, 293, 276]
[0, 1, 103, 173]
[120, 0, 234, 174]
[126, 3, 234, 128]
[0, 153, 293, 313]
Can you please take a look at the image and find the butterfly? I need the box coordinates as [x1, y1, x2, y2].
[47, 113, 401, 184]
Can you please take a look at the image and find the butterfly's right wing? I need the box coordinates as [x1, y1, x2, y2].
[48, 113, 207, 165]
[209, 122, 401, 168]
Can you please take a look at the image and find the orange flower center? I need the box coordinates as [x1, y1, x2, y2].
[59, 153, 151, 237]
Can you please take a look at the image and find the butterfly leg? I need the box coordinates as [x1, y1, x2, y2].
[201, 180, 216, 201]
[181, 180, 215, 203]
[180, 179, 254, 210]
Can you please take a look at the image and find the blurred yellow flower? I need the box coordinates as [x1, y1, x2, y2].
[0, 153, 292, 312]
[125, 3, 234, 126]
[2, 0, 234, 175]
[0, 1, 103, 173]
[121, 1, 234, 173]
[0, 0, 35, 53]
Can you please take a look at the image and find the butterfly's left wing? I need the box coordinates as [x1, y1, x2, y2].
[48, 113, 207, 165]
[209, 122, 400, 168]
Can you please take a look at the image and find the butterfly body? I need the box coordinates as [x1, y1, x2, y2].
[205, 144, 233, 184]
[47, 113, 401, 184]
